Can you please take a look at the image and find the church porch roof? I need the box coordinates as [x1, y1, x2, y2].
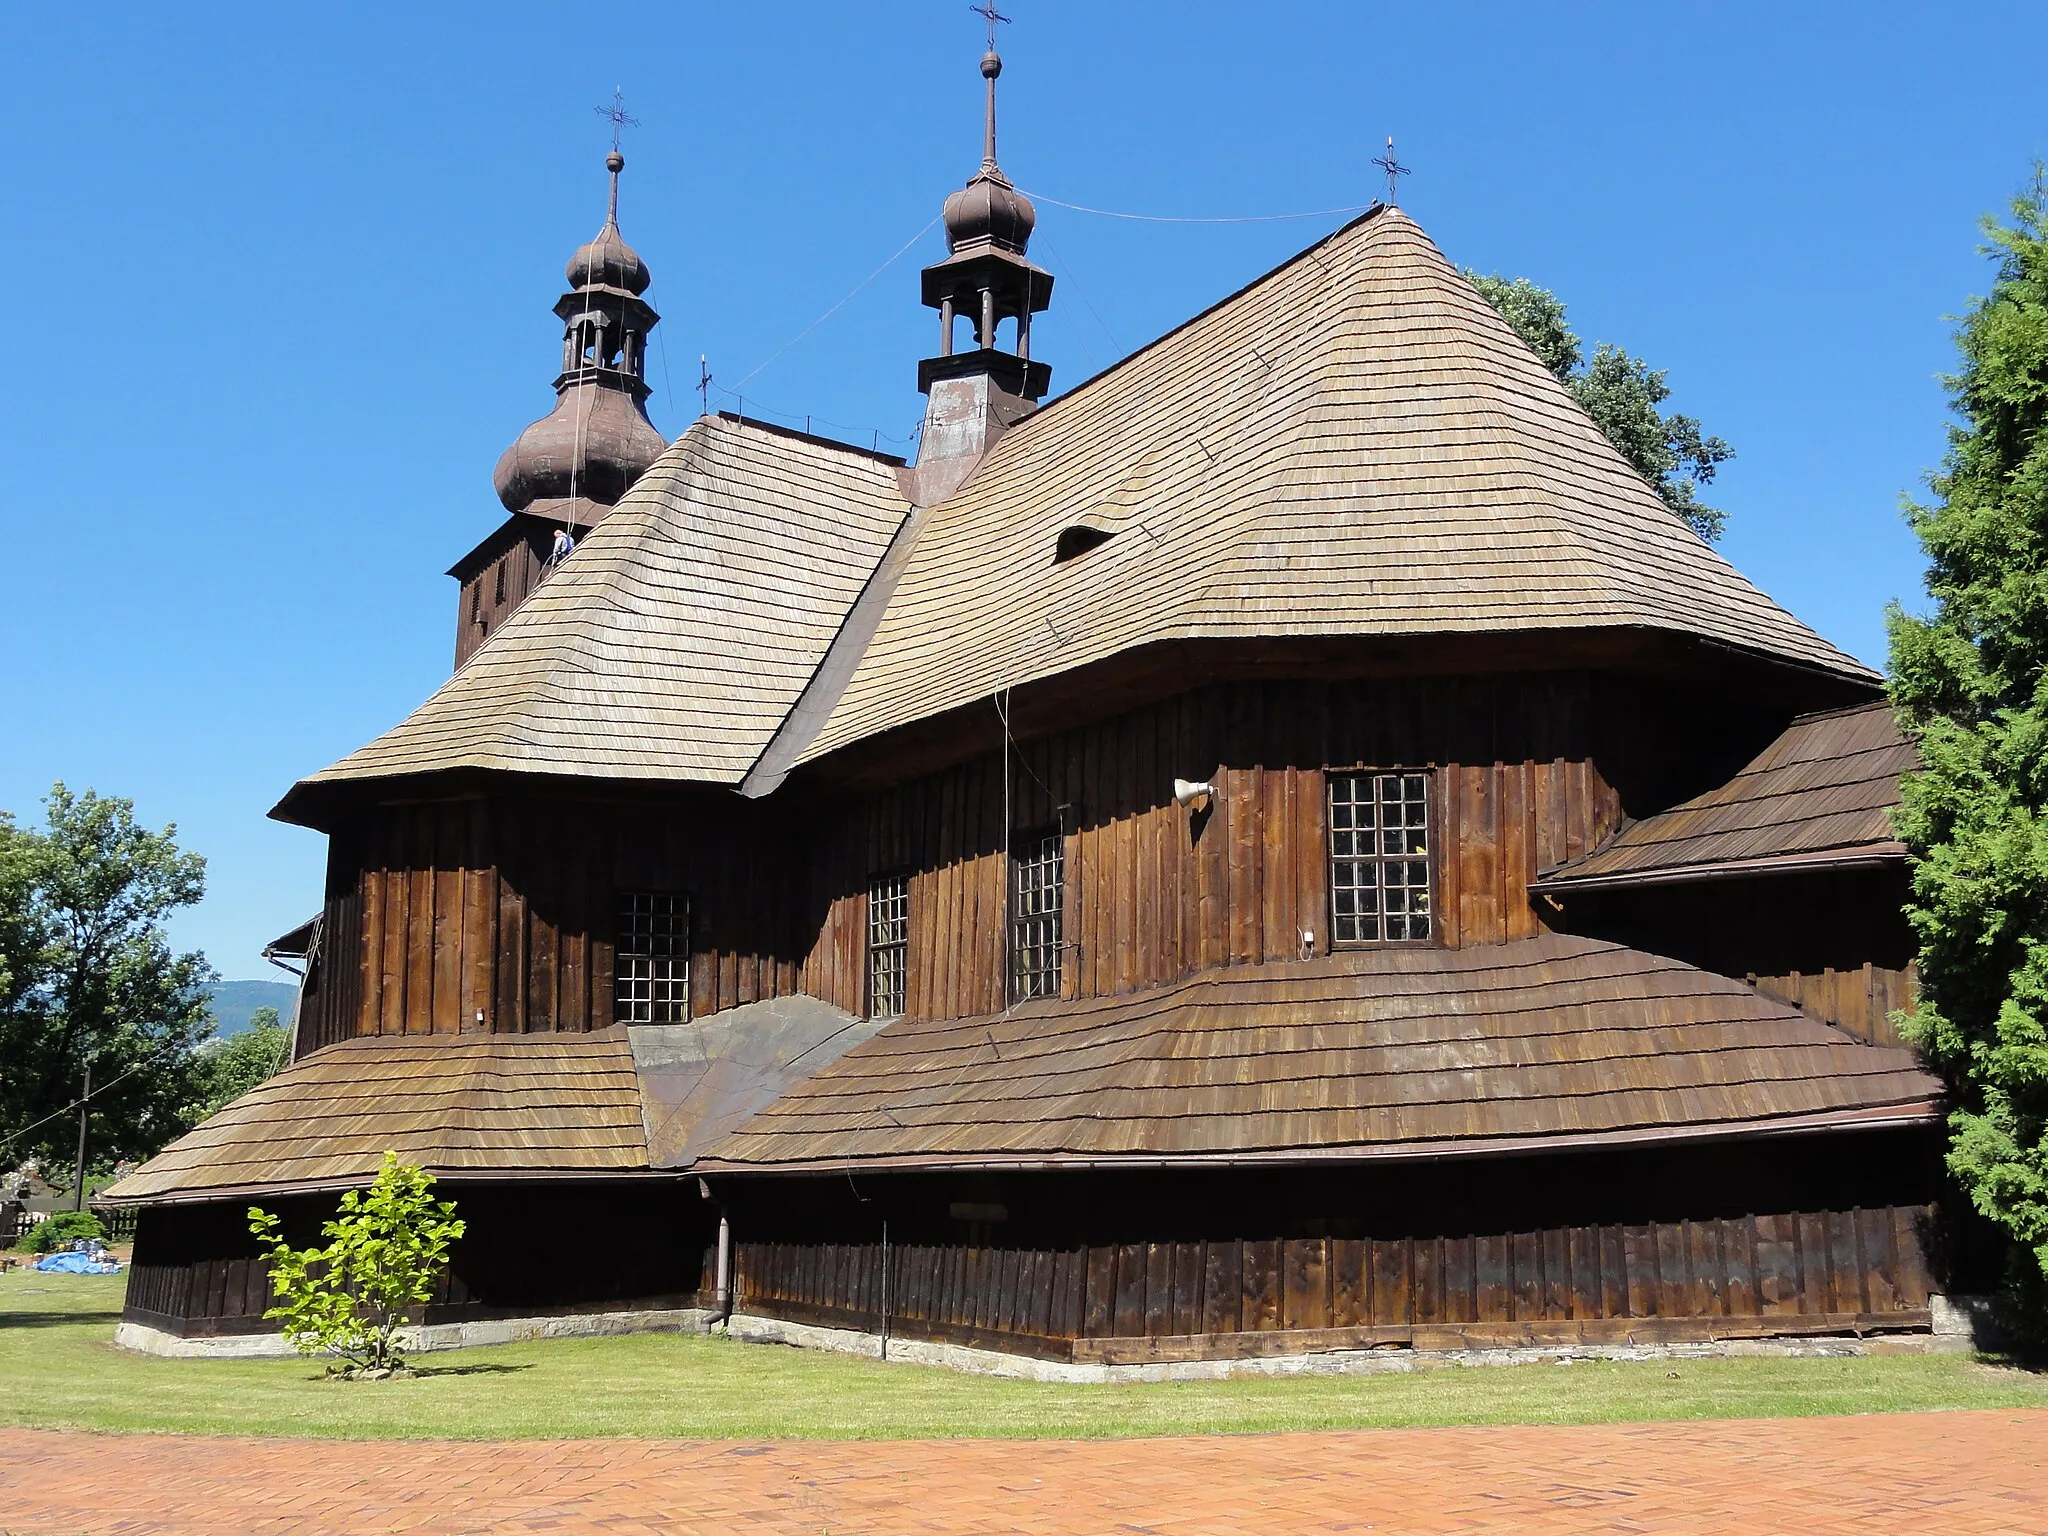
[1532, 702, 1915, 893]
[693, 934, 1941, 1175]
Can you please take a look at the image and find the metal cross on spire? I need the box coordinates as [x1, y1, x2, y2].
[1372, 136, 1411, 204]
[594, 87, 640, 153]
[970, 1, 1011, 50]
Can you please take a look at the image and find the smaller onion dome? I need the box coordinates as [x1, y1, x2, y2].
[944, 172, 1036, 254]
[565, 152, 652, 294]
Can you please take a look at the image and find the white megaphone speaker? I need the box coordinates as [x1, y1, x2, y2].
[1173, 778, 1216, 810]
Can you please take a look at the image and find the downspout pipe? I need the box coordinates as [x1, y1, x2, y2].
[715, 1208, 733, 1325]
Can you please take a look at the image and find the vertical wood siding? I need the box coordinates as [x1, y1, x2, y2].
[733, 1204, 1937, 1363]
[305, 672, 1789, 1040]
[1752, 964, 1917, 1045]
[796, 674, 1626, 1019]
[329, 793, 804, 1037]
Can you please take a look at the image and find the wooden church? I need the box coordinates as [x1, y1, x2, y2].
[111, 47, 1959, 1367]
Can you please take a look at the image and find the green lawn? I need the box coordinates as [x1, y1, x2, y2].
[3, 1270, 2043, 1440]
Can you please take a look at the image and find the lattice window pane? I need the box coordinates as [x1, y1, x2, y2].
[1329, 771, 1432, 944]
[615, 892, 690, 1025]
[1008, 829, 1064, 1003]
[867, 872, 909, 1020]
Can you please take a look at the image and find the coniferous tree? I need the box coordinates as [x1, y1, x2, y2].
[1888, 169, 2048, 1332]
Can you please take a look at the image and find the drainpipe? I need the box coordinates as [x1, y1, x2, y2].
[715, 1208, 733, 1325]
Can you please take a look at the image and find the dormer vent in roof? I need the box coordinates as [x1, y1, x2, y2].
[492, 150, 669, 531]
[906, 27, 1055, 505]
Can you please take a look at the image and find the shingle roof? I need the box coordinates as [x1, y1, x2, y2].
[285, 416, 910, 801]
[797, 208, 1874, 763]
[281, 209, 1873, 811]
[1534, 703, 1914, 892]
[107, 1032, 650, 1204]
[695, 934, 1939, 1173]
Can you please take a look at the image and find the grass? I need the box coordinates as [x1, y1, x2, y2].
[3, 1270, 2044, 1440]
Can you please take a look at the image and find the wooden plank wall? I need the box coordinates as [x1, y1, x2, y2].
[335, 793, 805, 1038]
[736, 1204, 1936, 1363]
[296, 829, 366, 1057]
[1752, 965, 1917, 1045]
[454, 524, 551, 670]
[797, 674, 1625, 1019]
[313, 673, 1657, 1038]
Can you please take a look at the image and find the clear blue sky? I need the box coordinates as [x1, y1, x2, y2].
[2, 2, 2041, 979]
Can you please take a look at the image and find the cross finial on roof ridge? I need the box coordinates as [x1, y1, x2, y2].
[1372, 136, 1411, 206]
[971, 0, 1010, 51]
[593, 88, 641, 224]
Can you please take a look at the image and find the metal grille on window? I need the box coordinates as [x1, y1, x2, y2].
[866, 873, 909, 1019]
[1329, 771, 1432, 944]
[1008, 829, 1064, 1003]
[615, 893, 689, 1024]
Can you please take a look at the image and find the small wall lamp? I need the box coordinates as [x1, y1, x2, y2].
[1173, 778, 1216, 810]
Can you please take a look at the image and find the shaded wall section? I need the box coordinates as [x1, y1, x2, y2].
[719, 1130, 1953, 1362]
[123, 1180, 714, 1338]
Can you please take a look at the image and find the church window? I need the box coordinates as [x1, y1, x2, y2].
[494, 559, 507, 606]
[615, 892, 690, 1024]
[866, 873, 909, 1019]
[1008, 828, 1065, 1003]
[1328, 771, 1433, 944]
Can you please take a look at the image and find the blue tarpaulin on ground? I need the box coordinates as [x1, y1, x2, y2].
[32, 1251, 120, 1274]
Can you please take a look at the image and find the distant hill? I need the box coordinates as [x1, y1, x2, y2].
[206, 979, 299, 1039]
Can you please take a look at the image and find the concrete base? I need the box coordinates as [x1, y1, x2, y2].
[114, 1306, 715, 1360]
[719, 1307, 1982, 1384]
[114, 1293, 1996, 1376]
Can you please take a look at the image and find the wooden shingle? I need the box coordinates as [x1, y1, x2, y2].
[285, 418, 910, 799]
[694, 934, 1939, 1173]
[795, 209, 1876, 764]
[1535, 703, 1914, 891]
[110, 1032, 649, 1203]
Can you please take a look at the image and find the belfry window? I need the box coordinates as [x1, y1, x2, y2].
[866, 873, 909, 1020]
[1008, 829, 1065, 1003]
[615, 893, 689, 1024]
[1328, 771, 1433, 944]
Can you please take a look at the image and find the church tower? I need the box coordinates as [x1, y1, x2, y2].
[906, 33, 1054, 503]
[450, 150, 670, 668]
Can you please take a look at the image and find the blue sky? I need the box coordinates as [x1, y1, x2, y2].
[2, 1, 2042, 979]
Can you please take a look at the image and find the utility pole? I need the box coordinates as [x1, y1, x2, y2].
[73, 1062, 90, 1213]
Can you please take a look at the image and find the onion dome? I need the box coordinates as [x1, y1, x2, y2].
[492, 150, 667, 521]
[493, 386, 668, 514]
[566, 155, 652, 293]
[943, 170, 1036, 254]
[941, 51, 1037, 254]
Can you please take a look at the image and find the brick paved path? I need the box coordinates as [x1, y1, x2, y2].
[2, 1411, 2044, 1534]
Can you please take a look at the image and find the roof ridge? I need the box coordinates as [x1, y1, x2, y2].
[992, 205, 1392, 450]
[711, 409, 909, 467]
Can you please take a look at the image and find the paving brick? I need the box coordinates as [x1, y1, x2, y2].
[0, 1412, 2043, 1534]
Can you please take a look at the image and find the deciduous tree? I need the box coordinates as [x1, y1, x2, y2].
[1467, 272, 1734, 541]
[189, 1006, 291, 1122]
[251, 1154, 466, 1377]
[0, 785, 213, 1175]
